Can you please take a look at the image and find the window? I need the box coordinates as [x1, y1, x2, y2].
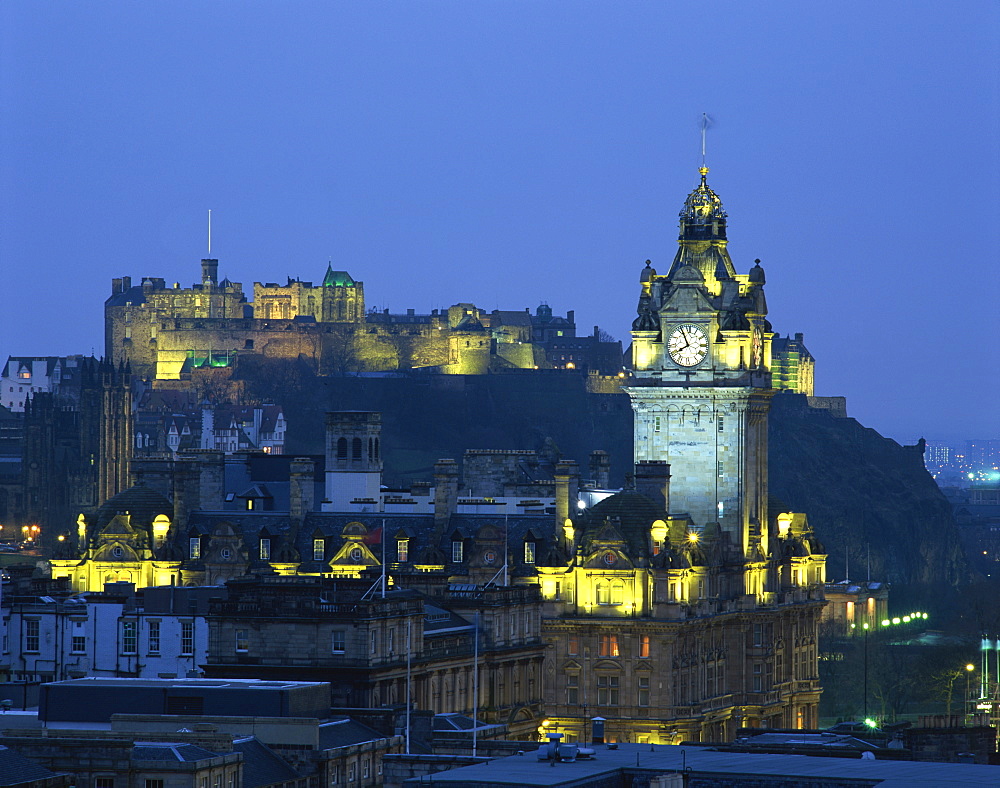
[599, 634, 619, 657]
[96, 779, 114, 788]
[260, 538, 270, 560]
[181, 621, 194, 655]
[145, 781, 164, 788]
[718, 417, 725, 432]
[236, 629, 249, 652]
[337, 437, 347, 459]
[597, 675, 619, 705]
[639, 635, 650, 658]
[313, 538, 325, 561]
[717, 461, 724, 477]
[363, 758, 370, 778]
[610, 581, 624, 605]
[122, 621, 137, 654]
[567, 636, 578, 656]
[24, 620, 39, 652]
[330, 764, 340, 784]
[397, 539, 409, 562]
[72, 635, 86, 653]
[638, 676, 650, 706]
[566, 673, 579, 705]
[348, 762, 356, 781]
[653, 415, 661, 433]
[524, 541, 536, 564]
[352, 437, 362, 460]
[370, 630, 377, 655]
[189, 537, 201, 560]
[596, 581, 609, 605]
[387, 628, 394, 655]
[332, 630, 346, 653]
[452, 540, 463, 562]
[148, 620, 161, 654]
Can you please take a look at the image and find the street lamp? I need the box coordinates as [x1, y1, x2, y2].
[966, 663, 975, 721]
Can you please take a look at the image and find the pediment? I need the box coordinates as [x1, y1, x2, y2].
[562, 659, 582, 671]
[592, 659, 622, 671]
[331, 540, 379, 566]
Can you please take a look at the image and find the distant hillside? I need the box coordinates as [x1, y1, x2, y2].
[768, 392, 970, 589]
[233, 359, 969, 589]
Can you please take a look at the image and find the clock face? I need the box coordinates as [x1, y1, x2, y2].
[751, 327, 763, 368]
[667, 324, 708, 367]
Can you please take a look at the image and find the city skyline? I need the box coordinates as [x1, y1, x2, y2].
[2, 1, 998, 444]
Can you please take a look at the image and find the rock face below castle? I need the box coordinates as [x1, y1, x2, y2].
[105, 263, 623, 380]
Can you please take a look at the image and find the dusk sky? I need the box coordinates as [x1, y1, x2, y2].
[2, 2, 997, 445]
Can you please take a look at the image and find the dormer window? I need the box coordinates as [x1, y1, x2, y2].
[189, 537, 201, 560]
[397, 539, 409, 562]
[260, 538, 270, 560]
[313, 538, 325, 561]
[524, 541, 536, 564]
[452, 540, 464, 563]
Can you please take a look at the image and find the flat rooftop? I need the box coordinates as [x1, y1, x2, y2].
[409, 743, 1000, 787]
[44, 678, 327, 690]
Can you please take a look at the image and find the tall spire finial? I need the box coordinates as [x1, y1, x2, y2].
[207, 209, 212, 256]
[699, 113, 714, 171]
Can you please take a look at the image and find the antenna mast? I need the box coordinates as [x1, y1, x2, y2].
[207, 209, 212, 255]
[700, 113, 711, 168]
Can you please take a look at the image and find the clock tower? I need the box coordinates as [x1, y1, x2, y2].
[625, 167, 773, 560]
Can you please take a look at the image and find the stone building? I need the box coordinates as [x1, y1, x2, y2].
[105, 264, 622, 379]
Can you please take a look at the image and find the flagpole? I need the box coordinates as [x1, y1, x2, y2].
[473, 610, 479, 757]
[381, 518, 386, 598]
[406, 617, 412, 754]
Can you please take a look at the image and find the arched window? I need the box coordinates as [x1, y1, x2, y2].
[374, 438, 380, 460]
[352, 437, 362, 460]
[337, 437, 347, 459]
[368, 437, 373, 459]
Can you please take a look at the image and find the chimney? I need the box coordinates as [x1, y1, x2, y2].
[172, 458, 198, 527]
[290, 457, 316, 525]
[589, 450, 610, 488]
[122, 276, 132, 291]
[433, 459, 459, 531]
[112, 278, 123, 295]
[567, 309, 575, 325]
[554, 460, 580, 527]
[196, 451, 225, 510]
[635, 460, 670, 514]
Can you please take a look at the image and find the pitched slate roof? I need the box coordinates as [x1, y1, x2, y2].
[318, 717, 387, 749]
[0, 744, 65, 787]
[233, 737, 301, 788]
[132, 742, 221, 762]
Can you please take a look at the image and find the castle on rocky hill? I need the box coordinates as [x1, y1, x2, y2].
[105, 260, 624, 380]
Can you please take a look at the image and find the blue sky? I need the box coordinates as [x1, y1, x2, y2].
[2, 1, 997, 443]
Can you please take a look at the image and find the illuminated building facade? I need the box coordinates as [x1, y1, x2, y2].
[105, 264, 622, 380]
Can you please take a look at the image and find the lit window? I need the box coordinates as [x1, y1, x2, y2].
[610, 581, 624, 605]
[524, 541, 535, 564]
[567, 636, 578, 656]
[189, 538, 201, 560]
[596, 581, 610, 605]
[639, 635, 650, 658]
[599, 634, 619, 657]
[260, 538, 270, 560]
[331, 631, 346, 653]
[397, 539, 409, 562]
[236, 629, 249, 652]
[313, 538, 325, 561]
